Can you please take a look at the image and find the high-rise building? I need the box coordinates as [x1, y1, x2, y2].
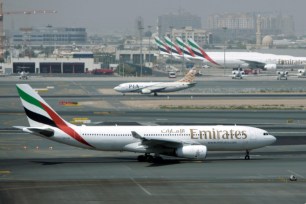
[158, 12, 201, 37]
[166, 26, 210, 47]
[208, 12, 295, 42]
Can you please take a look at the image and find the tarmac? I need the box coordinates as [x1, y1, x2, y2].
[1, 76, 306, 204]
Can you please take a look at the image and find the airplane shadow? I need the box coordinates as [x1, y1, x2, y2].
[29, 151, 300, 167]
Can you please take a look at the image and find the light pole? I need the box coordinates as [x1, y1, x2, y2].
[137, 17, 144, 77]
[148, 25, 152, 76]
[169, 26, 173, 72]
[222, 27, 227, 76]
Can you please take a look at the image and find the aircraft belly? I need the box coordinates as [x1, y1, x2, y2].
[204, 140, 245, 151]
[161, 87, 185, 92]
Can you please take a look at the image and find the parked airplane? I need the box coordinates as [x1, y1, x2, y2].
[17, 66, 29, 80]
[230, 69, 245, 79]
[297, 68, 306, 78]
[186, 38, 306, 70]
[154, 36, 182, 59]
[114, 68, 197, 96]
[277, 71, 289, 80]
[164, 36, 184, 57]
[155, 36, 193, 61]
[15, 84, 276, 162]
[163, 36, 195, 60]
[186, 38, 220, 66]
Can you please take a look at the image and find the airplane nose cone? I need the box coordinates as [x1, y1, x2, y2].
[113, 86, 120, 91]
[268, 135, 277, 145]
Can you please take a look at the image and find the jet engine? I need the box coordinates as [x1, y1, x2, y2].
[141, 89, 152, 94]
[264, 64, 277, 70]
[176, 145, 207, 160]
[277, 71, 288, 75]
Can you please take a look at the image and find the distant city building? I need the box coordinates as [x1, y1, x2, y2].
[166, 26, 211, 47]
[158, 12, 201, 36]
[12, 25, 87, 46]
[208, 12, 295, 42]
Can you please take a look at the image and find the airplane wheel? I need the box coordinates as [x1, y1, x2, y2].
[147, 155, 154, 163]
[137, 155, 146, 162]
[245, 150, 250, 160]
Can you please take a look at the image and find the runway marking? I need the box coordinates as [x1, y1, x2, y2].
[156, 118, 168, 121]
[287, 170, 305, 178]
[130, 177, 152, 196]
[0, 170, 11, 174]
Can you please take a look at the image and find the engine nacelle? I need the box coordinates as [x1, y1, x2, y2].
[298, 69, 305, 74]
[141, 89, 152, 94]
[264, 64, 277, 70]
[176, 145, 207, 160]
[277, 71, 288, 75]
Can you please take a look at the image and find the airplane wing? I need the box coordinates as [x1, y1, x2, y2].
[239, 59, 266, 69]
[140, 84, 167, 92]
[131, 131, 199, 149]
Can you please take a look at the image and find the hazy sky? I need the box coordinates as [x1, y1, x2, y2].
[4, 0, 306, 35]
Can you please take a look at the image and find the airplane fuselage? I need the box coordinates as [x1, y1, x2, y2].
[114, 82, 195, 94]
[31, 125, 276, 153]
[201, 52, 306, 69]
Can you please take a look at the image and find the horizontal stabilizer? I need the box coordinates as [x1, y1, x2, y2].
[13, 126, 54, 137]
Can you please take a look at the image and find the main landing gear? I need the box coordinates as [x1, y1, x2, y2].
[245, 150, 250, 160]
[137, 153, 163, 163]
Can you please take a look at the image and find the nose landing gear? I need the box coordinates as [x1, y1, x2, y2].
[245, 150, 250, 160]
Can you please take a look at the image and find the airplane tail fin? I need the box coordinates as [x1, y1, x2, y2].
[16, 84, 72, 128]
[178, 68, 197, 82]
[187, 38, 220, 66]
[175, 37, 196, 58]
[154, 36, 170, 54]
[164, 36, 182, 56]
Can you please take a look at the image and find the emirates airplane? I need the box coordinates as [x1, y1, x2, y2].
[187, 38, 306, 70]
[14, 84, 276, 163]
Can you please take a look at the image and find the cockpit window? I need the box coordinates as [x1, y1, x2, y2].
[263, 132, 269, 135]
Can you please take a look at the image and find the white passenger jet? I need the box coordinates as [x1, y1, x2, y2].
[230, 69, 245, 79]
[17, 66, 30, 80]
[114, 68, 197, 96]
[186, 38, 306, 70]
[277, 71, 289, 80]
[15, 84, 276, 163]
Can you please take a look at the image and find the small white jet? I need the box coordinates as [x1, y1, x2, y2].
[15, 84, 276, 163]
[114, 68, 197, 96]
[277, 71, 289, 80]
[297, 68, 306, 78]
[230, 68, 245, 79]
[17, 66, 29, 80]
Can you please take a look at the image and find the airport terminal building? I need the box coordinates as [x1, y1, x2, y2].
[3, 52, 99, 74]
